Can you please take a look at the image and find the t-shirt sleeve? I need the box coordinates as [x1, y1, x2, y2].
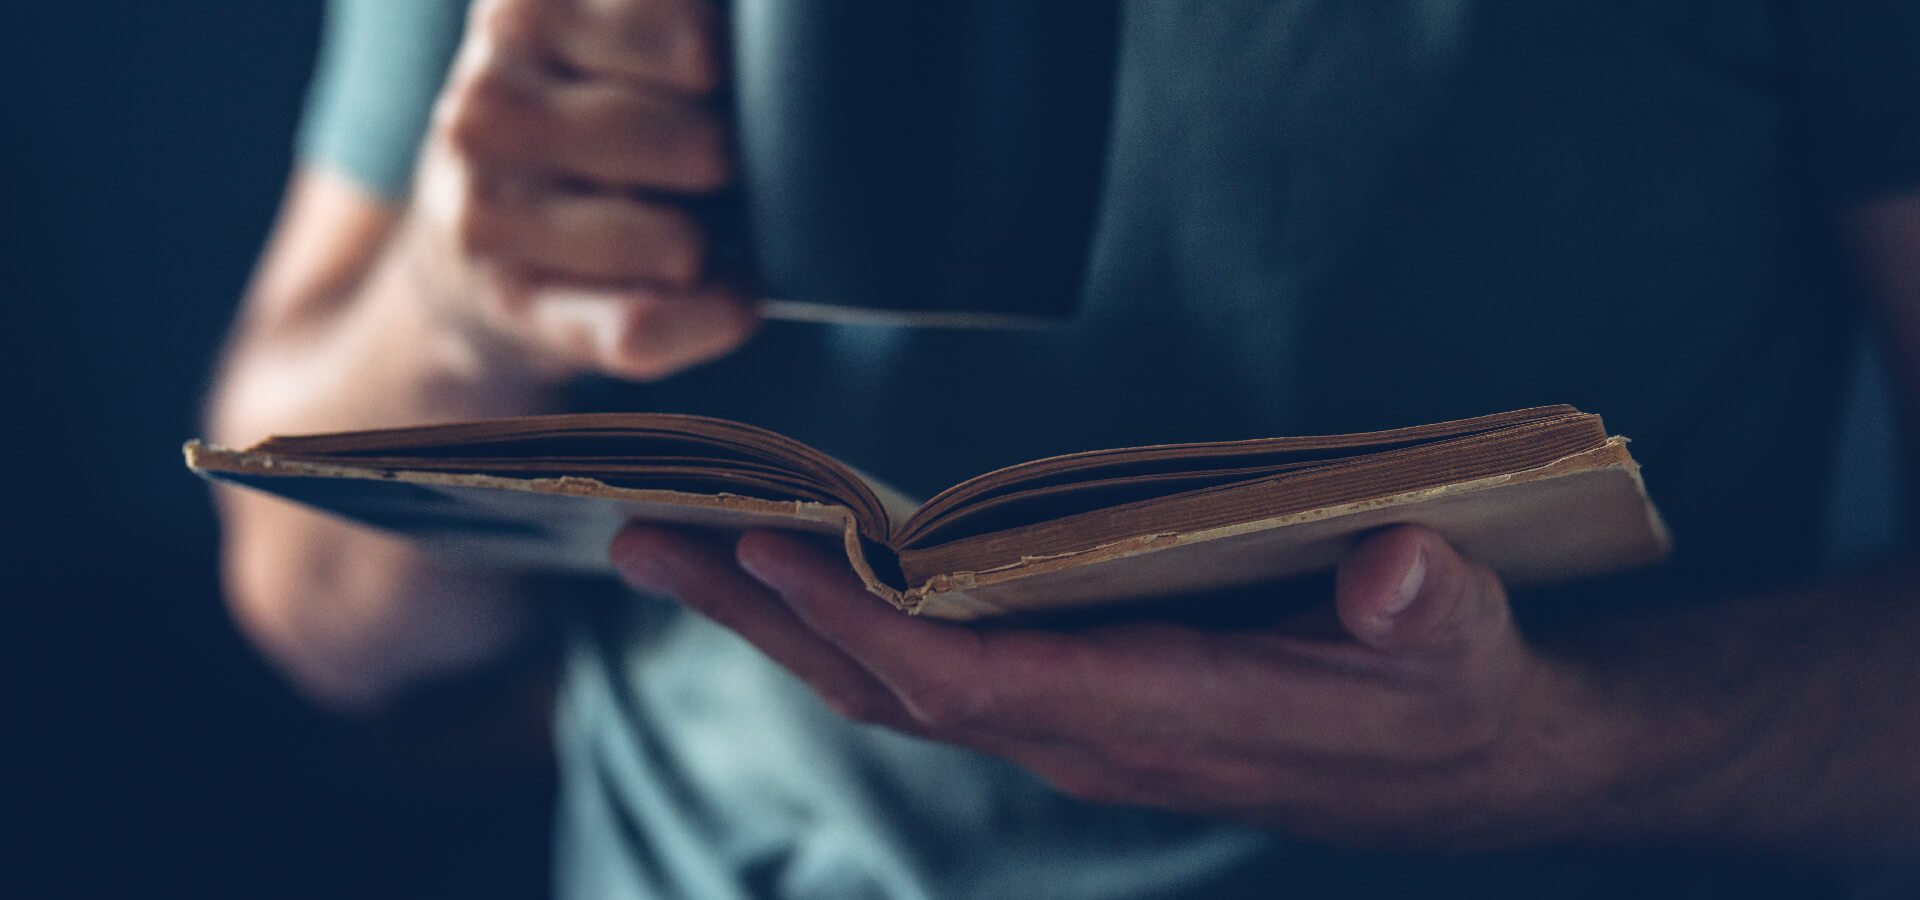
[1787, 0, 1920, 202]
[296, 0, 470, 200]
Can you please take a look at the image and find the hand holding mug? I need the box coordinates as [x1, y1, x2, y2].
[411, 0, 757, 382]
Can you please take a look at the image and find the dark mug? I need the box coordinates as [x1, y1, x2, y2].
[727, 1, 1121, 326]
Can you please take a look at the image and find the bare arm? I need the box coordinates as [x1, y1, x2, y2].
[209, 170, 555, 714]
[1507, 192, 1920, 845]
[210, 0, 748, 713]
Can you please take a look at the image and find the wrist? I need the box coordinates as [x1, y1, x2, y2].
[1504, 635, 1780, 846]
[209, 226, 569, 448]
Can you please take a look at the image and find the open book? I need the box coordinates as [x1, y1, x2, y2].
[185, 405, 1669, 621]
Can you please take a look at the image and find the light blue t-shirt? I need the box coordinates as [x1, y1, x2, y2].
[297, 1, 1920, 896]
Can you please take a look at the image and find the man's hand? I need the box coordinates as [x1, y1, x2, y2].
[412, 0, 754, 382]
[610, 523, 1598, 849]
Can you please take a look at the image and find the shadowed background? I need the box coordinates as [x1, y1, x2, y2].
[9, 5, 553, 897]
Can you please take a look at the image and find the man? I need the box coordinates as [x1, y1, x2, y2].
[209, 0, 1920, 895]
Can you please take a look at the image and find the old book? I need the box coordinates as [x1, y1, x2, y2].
[184, 405, 1668, 621]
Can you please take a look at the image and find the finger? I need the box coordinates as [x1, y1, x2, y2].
[501, 279, 757, 381]
[735, 531, 1442, 765]
[609, 525, 918, 728]
[448, 66, 729, 193]
[463, 184, 709, 286]
[610, 531, 1086, 768]
[735, 530, 1351, 745]
[552, 0, 722, 94]
[464, 0, 554, 67]
[1334, 525, 1510, 654]
[735, 530, 1164, 739]
[733, 530, 1006, 713]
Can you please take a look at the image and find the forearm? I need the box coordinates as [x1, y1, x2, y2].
[1538, 187, 1920, 848]
[1535, 560, 1920, 847]
[213, 0, 753, 710]
[209, 197, 561, 713]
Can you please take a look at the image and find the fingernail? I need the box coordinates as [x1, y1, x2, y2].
[1387, 546, 1427, 619]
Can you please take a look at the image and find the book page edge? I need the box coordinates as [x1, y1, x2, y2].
[903, 438, 1666, 618]
[185, 441, 918, 609]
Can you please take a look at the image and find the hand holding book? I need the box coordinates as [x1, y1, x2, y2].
[611, 519, 1587, 847]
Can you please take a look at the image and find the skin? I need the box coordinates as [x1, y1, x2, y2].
[211, 0, 1920, 848]
[209, 0, 753, 709]
[608, 515, 1920, 850]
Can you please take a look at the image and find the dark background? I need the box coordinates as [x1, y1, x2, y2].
[10, 4, 552, 897]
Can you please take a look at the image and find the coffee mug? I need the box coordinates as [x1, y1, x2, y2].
[727, 1, 1121, 326]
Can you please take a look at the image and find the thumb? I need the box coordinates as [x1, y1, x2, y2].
[1334, 525, 1509, 654]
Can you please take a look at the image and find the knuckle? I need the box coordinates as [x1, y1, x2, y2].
[478, 77, 549, 161]
[445, 74, 513, 157]
[442, 96, 489, 158]
[473, 0, 545, 50]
